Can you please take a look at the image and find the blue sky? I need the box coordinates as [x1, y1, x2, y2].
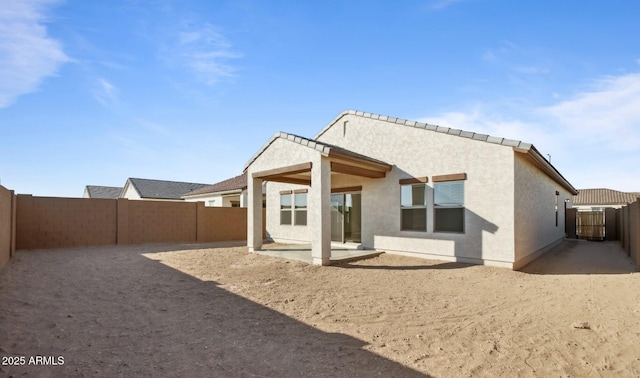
[1, 0, 639, 197]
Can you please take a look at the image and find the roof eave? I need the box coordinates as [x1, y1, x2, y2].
[183, 188, 244, 199]
[515, 145, 578, 195]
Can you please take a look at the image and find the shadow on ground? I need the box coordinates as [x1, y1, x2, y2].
[0, 243, 427, 377]
[520, 240, 637, 275]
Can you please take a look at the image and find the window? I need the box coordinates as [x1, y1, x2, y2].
[401, 184, 427, 231]
[434, 181, 464, 233]
[280, 193, 292, 225]
[294, 192, 307, 226]
[555, 191, 559, 227]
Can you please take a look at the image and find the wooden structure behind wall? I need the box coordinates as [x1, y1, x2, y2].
[0, 185, 16, 270]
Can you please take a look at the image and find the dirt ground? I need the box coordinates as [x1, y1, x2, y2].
[1, 240, 639, 377]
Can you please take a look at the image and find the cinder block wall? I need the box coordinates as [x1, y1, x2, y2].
[12, 195, 250, 250]
[127, 200, 197, 244]
[630, 201, 639, 269]
[0, 185, 16, 270]
[16, 195, 117, 250]
[198, 206, 248, 242]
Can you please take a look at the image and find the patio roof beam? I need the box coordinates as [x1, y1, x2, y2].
[330, 162, 387, 178]
[268, 177, 312, 186]
[252, 162, 312, 180]
[327, 150, 392, 172]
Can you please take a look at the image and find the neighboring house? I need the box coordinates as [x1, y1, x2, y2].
[573, 188, 639, 211]
[182, 173, 248, 207]
[120, 178, 211, 201]
[83, 185, 123, 199]
[245, 110, 578, 269]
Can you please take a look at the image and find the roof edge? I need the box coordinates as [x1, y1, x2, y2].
[246, 110, 577, 194]
[244, 132, 284, 172]
[182, 188, 244, 199]
[244, 130, 392, 172]
[313, 109, 533, 150]
[517, 146, 578, 195]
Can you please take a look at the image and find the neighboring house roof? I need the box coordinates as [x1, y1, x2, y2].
[183, 173, 247, 197]
[244, 110, 577, 194]
[573, 188, 639, 206]
[124, 178, 211, 200]
[85, 185, 123, 199]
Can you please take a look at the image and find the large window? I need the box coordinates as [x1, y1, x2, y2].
[401, 184, 427, 231]
[294, 192, 307, 226]
[280, 190, 307, 226]
[434, 180, 464, 233]
[280, 193, 292, 225]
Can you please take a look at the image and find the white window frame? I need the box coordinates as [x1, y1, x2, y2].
[294, 192, 307, 226]
[400, 183, 427, 232]
[280, 193, 292, 225]
[434, 180, 465, 233]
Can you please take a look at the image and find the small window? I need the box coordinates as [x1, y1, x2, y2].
[401, 184, 426, 231]
[555, 191, 559, 227]
[294, 192, 307, 226]
[434, 181, 464, 233]
[280, 193, 292, 225]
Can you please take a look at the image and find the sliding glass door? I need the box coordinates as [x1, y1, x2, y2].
[330, 193, 361, 243]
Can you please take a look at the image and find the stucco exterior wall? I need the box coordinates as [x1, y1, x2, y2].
[316, 114, 516, 266]
[184, 191, 246, 207]
[248, 137, 320, 244]
[251, 114, 519, 266]
[121, 184, 141, 200]
[513, 153, 572, 269]
[266, 181, 312, 243]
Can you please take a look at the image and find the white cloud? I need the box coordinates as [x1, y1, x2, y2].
[429, 0, 464, 10]
[417, 105, 553, 148]
[0, 0, 69, 108]
[482, 50, 497, 63]
[419, 70, 640, 191]
[539, 72, 640, 151]
[92, 78, 118, 108]
[163, 22, 241, 86]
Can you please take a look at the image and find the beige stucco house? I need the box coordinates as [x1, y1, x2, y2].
[245, 110, 577, 270]
[182, 174, 248, 207]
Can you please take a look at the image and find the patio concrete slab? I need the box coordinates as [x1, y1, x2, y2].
[257, 243, 383, 264]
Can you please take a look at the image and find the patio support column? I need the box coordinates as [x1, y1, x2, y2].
[247, 176, 263, 252]
[310, 156, 331, 265]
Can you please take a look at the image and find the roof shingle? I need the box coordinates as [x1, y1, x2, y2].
[573, 188, 639, 206]
[183, 173, 247, 197]
[85, 185, 123, 199]
[128, 178, 211, 200]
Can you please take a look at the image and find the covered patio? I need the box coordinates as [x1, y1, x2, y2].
[258, 242, 384, 264]
[245, 132, 393, 265]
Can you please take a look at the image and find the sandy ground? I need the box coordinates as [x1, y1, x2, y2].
[1, 240, 639, 377]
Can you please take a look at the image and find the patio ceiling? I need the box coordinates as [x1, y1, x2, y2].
[252, 150, 392, 186]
